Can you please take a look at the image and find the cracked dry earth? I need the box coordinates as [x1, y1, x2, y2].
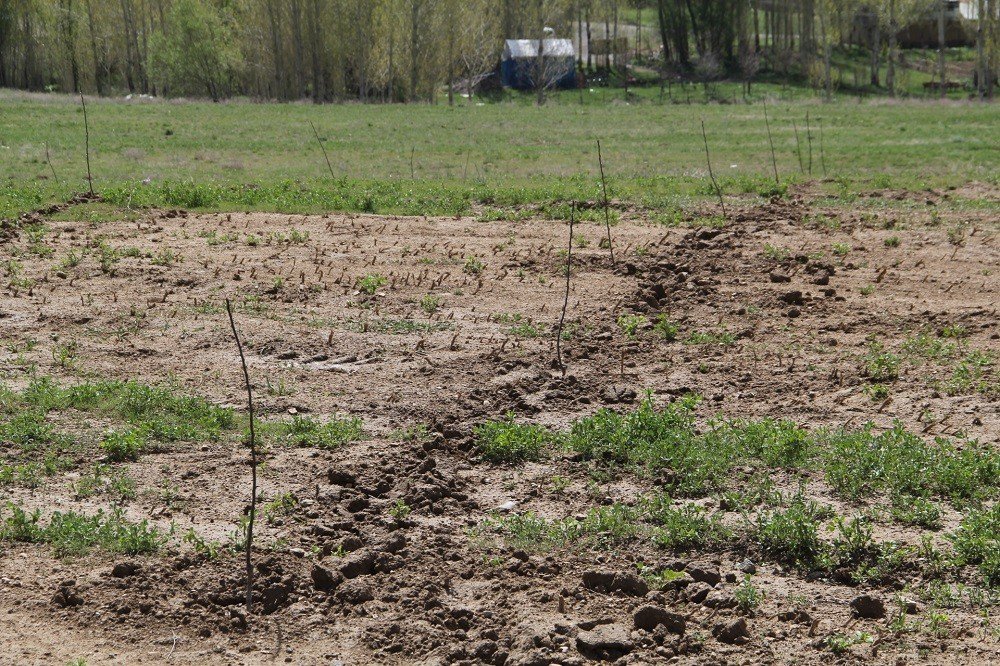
[0, 188, 997, 665]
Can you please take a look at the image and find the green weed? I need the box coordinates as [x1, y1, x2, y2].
[474, 414, 551, 463]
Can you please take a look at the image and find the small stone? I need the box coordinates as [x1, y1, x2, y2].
[581, 570, 648, 597]
[769, 272, 791, 283]
[850, 594, 886, 619]
[576, 625, 633, 659]
[712, 618, 750, 645]
[780, 290, 804, 305]
[336, 578, 374, 604]
[702, 589, 736, 609]
[311, 564, 342, 592]
[633, 605, 686, 634]
[338, 549, 375, 579]
[683, 582, 712, 604]
[685, 564, 721, 587]
[777, 609, 812, 625]
[52, 586, 84, 608]
[111, 562, 139, 578]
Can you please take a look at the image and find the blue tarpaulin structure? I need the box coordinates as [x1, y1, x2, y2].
[501, 39, 576, 90]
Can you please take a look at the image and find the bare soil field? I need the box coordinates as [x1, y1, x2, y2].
[0, 185, 997, 665]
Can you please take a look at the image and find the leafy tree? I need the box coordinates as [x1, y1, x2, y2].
[149, 0, 242, 101]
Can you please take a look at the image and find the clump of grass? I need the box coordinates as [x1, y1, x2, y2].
[950, 505, 1000, 585]
[763, 244, 791, 261]
[357, 273, 387, 295]
[389, 500, 412, 522]
[863, 383, 890, 401]
[734, 575, 765, 613]
[509, 321, 543, 338]
[890, 493, 942, 530]
[863, 342, 901, 382]
[566, 396, 812, 496]
[100, 428, 146, 462]
[0, 504, 166, 558]
[479, 496, 728, 553]
[419, 294, 440, 315]
[617, 314, 647, 339]
[463, 256, 484, 276]
[653, 314, 679, 341]
[645, 495, 730, 550]
[757, 495, 826, 568]
[819, 423, 999, 504]
[474, 413, 551, 463]
[284, 415, 364, 449]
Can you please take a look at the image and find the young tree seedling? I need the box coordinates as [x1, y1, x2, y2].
[80, 94, 94, 196]
[596, 139, 615, 265]
[700, 119, 726, 221]
[225, 299, 259, 613]
[309, 121, 336, 180]
[555, 202, 574, 375]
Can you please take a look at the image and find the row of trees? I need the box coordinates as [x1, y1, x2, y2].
[0, 0, 996, 101]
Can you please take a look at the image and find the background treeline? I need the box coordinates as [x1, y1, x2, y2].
[0, 0, 997, 101]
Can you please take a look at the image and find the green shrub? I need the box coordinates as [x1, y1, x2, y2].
[100, 428, 146, 462]
[645, 495, 729, 550]
[474, 414, 550, 463]
[286, 415, 364, 449]
[821, 423, 998, 503]
[757, 496, 825, 567]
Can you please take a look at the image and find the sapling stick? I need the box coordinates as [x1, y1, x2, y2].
[555, 202, 575, 374]
[792, 120, 805, 175]
[805, 110, 814, 176]
[596, 139, 615, 265]
[762, 98, 780, 185]
[80, 94, 94, 196]
[309, 121, 336, 180]
[819, 118, 828, 178]
[225, 299, 258, 613]
[45, 142, 58, 183]
[700, 119, 726, 221]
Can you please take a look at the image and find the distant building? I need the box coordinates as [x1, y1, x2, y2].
[957, 1, 979, 20]
[501, 39, 577, 91]
[898, 1, 977, 48]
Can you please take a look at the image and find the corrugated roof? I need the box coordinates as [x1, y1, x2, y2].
[504, 39, 575, 59]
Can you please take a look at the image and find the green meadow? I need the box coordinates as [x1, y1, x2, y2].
[1, 88, 997, 219]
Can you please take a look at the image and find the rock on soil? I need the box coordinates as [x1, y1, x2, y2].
[850, 594, 886, 619]
[685, 563, 721, 587]
[576, 624, 634, 659]
[712, 618, 750, 645]
[581, 570, 649, 597]
[633, 605, 686, 634]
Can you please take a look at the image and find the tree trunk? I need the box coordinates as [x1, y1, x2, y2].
[309, 0, 323, 102]
[887, 0, 897, 96]
[410, 0, 420, 101]
[977, 0, 986, 99]
[938, 0, 947, 98]
[84, 0, 102, 94]
[870, 19, 881, 87]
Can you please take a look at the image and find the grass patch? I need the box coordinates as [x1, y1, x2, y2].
[565, 396, 810, 495]
[479, 495, 728, 552]
[820, 423, 999, 505]
[282, 415, 364, 449]
[474, 414, 551, 463]
[0, 504, 166, 558]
